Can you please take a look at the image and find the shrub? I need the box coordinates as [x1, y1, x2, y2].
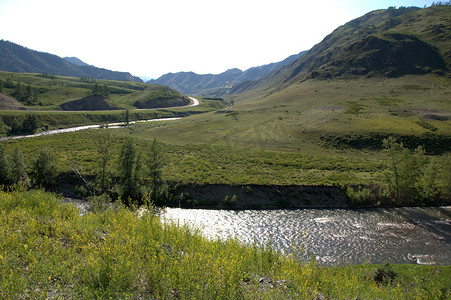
[32, 147, 58, 187]
[373, 263, 398, 285]
[10, 147, 28, 187]
[0, 144, 10, 185]
[224, 194, 237, 207]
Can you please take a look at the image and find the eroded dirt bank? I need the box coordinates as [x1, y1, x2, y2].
[171, 184, 350, 209]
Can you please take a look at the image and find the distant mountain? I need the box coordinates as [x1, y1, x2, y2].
[63, 57, 90, 67]
[0, 40, 143, 82]
[231, 5, 451, 94]
[149, 51, 307, 97]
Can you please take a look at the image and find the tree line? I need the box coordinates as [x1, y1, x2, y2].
[0, 130, 167, 207]
[347, 137, 451, 206]
[0, 114, 40, 135]
[0, 76, 42, 105]
[0, 145, 57, 188]
[93, 131, 167, 206]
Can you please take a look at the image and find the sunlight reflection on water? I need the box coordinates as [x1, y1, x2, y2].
[162, 206, 451, 265]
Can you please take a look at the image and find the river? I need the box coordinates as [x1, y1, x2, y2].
[162, 206, 451, 265]
[0, 117, 180, 141]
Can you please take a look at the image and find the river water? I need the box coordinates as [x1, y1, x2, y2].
[0, 118, 180, 141]
[162, 206, 451, 265]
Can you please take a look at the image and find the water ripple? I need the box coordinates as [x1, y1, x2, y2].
[162, 206, 451, 265]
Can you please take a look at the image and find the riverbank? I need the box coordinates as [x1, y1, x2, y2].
[171, 184, 350, 209]
[53, 172, 450, 209]
[1, 189, 449, 299]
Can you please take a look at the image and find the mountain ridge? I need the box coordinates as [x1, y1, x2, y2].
[0, 40, 143, 82]
[148, 51, 307, 97]
[230, 5, 451, 95]
[63, 57, 91, 67]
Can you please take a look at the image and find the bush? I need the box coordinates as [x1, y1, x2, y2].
[32, 148, 58, 187]
[11, 147, 28, 187]
[373, 263, 398, 285]
[224, 194, 237, 207]
[0, 144, 10, 185]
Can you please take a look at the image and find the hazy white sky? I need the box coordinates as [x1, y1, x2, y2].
[0, 0, 435, 79]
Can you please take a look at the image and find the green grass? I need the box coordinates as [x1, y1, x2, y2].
[2, 74, 449, 204]
[3, 130, 383, 187]
[134, 75, 450, 154]
[1, 189, 449, 299]
[0, 97, 224, 131]
[0, 71, 222, 112]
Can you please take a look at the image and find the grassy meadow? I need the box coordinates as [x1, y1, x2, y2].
[0, 71, 177, 109]
[0, 189, 449, 299]
[0, 73, 450, 297]
[1, 74, 450, 206]
[0, 71, 225, 131]
[141, 75, 450, 154]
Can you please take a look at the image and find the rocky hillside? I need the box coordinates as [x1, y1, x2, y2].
[0, 92, 21, 110]
[0, 40, 142, 82]
[231, 5, 451, 94]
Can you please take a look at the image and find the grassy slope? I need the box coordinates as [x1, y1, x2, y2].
[271, 6, 451, 88]
[0, 71, 189, 110]
[0, 71, 224, 130]
[4, 130, 381, 187]
[2, 74, 449, 190]
[132, 75, 451, 154]
[1, 189, 449, 299]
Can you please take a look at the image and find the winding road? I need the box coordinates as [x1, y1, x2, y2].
[0, 97, 200, 141]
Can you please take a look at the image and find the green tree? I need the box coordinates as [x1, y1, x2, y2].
[0, 117, 9, 135]
[146, 138, 167, 205]
[97, 128, 113, 193]
[383, 137, 403, 202]
[13, 81, 25, 101]
[383, 137, 428, 204]
[21, 114, 40, 134]
[11, 147, 28, 186]
[118, 137, 143, 203]
[9, 118, 21, 134]
[123, 109, 130, 125]
[32, 148, 58, 187]
[0, 144, 10, 185]
[397, 145, 425, 201]
[5, 76, 14, 88]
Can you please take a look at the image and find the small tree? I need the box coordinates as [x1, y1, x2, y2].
[383, 137, 428, 204]
[32, 147, 58, 187]
[146, 138, 167, 205]
[9, 118, 21, 134]
[21, 114, 39, 134]
[118, 137, 142, 203]
[0, 117, 9, 135]
[123, 109, 130, 125]
[0, 144, 10, 185]
[11, 147, 28, 187]
[382, 137, 403, 202]
[97, 128, 113, 193]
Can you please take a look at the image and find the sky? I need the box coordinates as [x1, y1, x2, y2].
[0, 0, 436, 79]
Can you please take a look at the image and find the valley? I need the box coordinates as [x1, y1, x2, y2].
[0, 4, 450, 298]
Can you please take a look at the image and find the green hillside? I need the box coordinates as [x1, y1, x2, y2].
[0, 71, 190, 110]
[137, 6, 451, 155]
[0, 40, 142, 82]
[0, 71, 225, 132]
[232, 6, 451, 95]
[0, 5, 449, 208]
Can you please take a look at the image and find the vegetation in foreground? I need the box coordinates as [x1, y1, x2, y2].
[0, 189, 449, 299]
